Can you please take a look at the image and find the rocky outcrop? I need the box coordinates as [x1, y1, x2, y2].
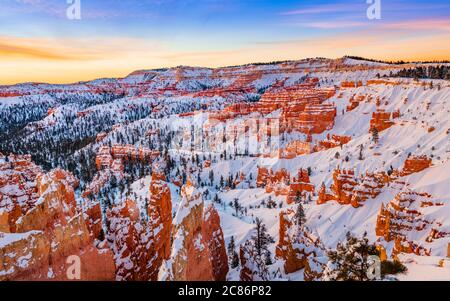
[286, 169, 315, 204]
[147, 170, 173, 279]
[330, 168, 358, 205]
[0, 154, 43, 231]
[317, 168, 388, 208]
[401, 155, 432, 176]
[96, 145, 160, 171]
[316, 134, 351, 151]
[256, 167, 290, 196]
[279, 140, 312, 159]
[209, 81, 336, 136]
[369, 109, 396, 133]
[275, 209, 325, 276]
[257, 167, 314, 203]
[350, 172, 389, 208]
[0, 158, 115, 281]
[107, 169, 173, 281]
[375, 190, 447, 257]
[159, 178, 228, 281]
[202, 204, 229, 281]
[341, 81, 362, 88]
[107, 199, 149, 280]
[87, 145, 160, 198]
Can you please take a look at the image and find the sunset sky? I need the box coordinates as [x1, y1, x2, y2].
[1, 0, 449, 84]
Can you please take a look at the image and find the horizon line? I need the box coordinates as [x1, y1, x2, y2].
[2, 55, 450, 87]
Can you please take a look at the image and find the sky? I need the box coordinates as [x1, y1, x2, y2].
[0, 0, 449, 84]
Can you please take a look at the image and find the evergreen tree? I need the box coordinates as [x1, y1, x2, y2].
[209, 170, 214, 185]
[227, 236, 240, 268]
[358, 144, 364, 160]
[294, 190, 302, 204]
[233, 198, 241, 216]
[323, 232, 380, 281]
[371, 127, 379, 144]
[294, 202, 306, 228]
[252, 218, 274, 257]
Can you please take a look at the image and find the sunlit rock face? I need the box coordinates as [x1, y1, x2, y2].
[0, 157, 115, 281]
[106, 169, 173, 281]
[375, 190, 447, 257]
[159, 179, 228, 281]
[275, 209, 326, 276]
[400, 156, 432, 176]
[147, 170, 173, 279]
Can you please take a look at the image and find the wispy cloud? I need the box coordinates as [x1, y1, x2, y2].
[381, 19, 450, 32]
[280, 3, 363, 16]
[289, 21, 370, 29]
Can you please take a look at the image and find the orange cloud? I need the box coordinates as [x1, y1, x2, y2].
[1, 26, 449, 85]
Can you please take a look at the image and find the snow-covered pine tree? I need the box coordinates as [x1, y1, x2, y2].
[227, 236, 240, 268]
[294, 202, 306, 228]
[322, 232, 379, 281]
[252, 217, 275, 257]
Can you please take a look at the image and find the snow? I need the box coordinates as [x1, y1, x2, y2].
[0, 231, 42, 248]
[1, 56, 449, 281]
[397, 254, 450, 281]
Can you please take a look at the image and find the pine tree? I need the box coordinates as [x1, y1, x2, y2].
[209, 170, 214, 185]
[213, 193, 220, 204]
[371, 127, 379, 144]
[323, 232, 380, 281]
[233, 198, 241, 216]
[358, 144, 364, 160]
[252, 218, 274, 257]
[294, 202, 306, 228]
[228, 236, 240, 268]
[294, 190, 302, 204]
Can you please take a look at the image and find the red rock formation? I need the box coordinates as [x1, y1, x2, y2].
[317, 182, 334, 205]
[87, 145, 160, 198]
[256, 167, 290, 196]
[0, 154, 43, 231]
[84, 201, 103, 240]
[350, 172, 388, 208]
[209, 82, 336, 136]
[256, 167, 269, 188]
[287, 102, 337, 135]
[279, 140, 312, 159]
[95, 146, 113, 170]
[401, 155, 432, 176]
[202, 204, 229, 281]
[107, 199, 146, 280]
[0, 209, 9, 233]
[370, 109, 395, 132]
[341, 81, 363, 88]
[331, 168, 358, 205]
[159, 179, 228, 281]
[275, 209, 325, 275]
[96, 132, 108, 142]
[375, 190, 447, 256]
[107, 170, 174, 281]
[147, 170, 172, 280]
[0, 160, 115, 281]
[316, 134, 351, 151]
[318, 168, 387, 207]
[286, 169, 315, 204]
